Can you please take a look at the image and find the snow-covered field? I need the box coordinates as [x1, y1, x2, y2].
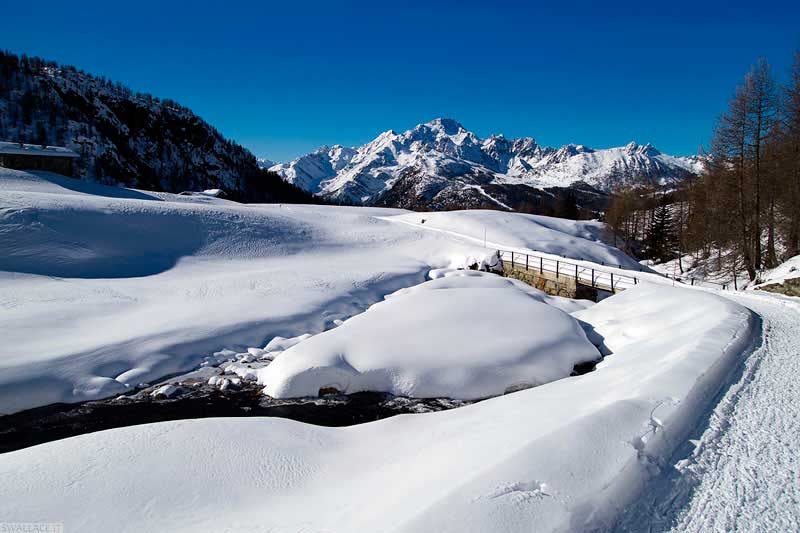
[0, 169, 634, 414]
[2, 169, 792, 532]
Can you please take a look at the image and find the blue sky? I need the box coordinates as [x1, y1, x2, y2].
[2, 0, 799, 161]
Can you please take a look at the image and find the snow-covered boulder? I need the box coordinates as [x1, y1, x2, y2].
[150, 384, 181, 398]
[259, 274, 599, 399]
[459, 249, 503, 273]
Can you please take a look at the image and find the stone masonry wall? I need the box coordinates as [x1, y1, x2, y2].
[503, 264, 598, 301]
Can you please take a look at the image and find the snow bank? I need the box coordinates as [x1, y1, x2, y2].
[753, 254, 800, 289]
[386, 209, 646, 269]
[0, 284, 755, 532]
[259, 273, 599, 399]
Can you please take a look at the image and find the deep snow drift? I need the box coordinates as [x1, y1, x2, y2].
[0, 284, 755, 532]
[0, 169, 628, 414]
[260, 272, 598, 400]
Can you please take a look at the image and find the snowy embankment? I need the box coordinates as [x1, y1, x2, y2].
[752, 254, 800, 290]
[387, 209, 647, 270]
[0, 169, 624, 414]
[260, 271, 598, 400]
[615, 290, 800, 531]
[0, 284, 755, 532]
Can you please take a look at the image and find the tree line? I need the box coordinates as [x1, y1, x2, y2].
[605, 51, 800, 284]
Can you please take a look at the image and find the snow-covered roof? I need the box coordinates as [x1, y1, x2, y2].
[0, 142, 80, 158]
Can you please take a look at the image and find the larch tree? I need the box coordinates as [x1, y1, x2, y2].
[780, 51, 800, 258]
[745, 59, 779, 268]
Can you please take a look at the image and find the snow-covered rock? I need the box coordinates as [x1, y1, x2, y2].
[753, 255, 800, 290]
[263, 334, 313, 352]
[259, 273, 599, 399]
[150, 384, 180, 398]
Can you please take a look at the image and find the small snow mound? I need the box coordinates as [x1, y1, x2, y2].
[259, 274, 599, 400]
[264, 334, 313, 352]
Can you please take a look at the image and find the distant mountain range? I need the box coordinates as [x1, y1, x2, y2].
[269, 118, 704, 212]
[0, 51, 313, 203]
[0, 50, 703, 213]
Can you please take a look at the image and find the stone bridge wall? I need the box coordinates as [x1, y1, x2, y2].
[503, 263, 598, 301]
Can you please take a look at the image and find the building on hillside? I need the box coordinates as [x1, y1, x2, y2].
[0, 142, 80, 177]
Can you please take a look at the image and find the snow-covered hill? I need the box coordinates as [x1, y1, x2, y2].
[0, 51, 313, 203]
[270, 118, 704, 208]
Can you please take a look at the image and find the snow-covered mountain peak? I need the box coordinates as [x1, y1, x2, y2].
[423, 117, 465, 135]
[256, 157, 276, 169]
[271, 118, 703, 208]
[623, 141, 660, 157]
[640, 142, 660, 156]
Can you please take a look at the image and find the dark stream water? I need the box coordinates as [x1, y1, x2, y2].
[0, 384, 471, 454]
[0, 359, 599, 454]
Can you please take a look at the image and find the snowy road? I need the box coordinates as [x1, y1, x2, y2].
[618, 290, 800, 531]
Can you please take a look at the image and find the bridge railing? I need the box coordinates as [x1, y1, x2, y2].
[498, 250, 639, 293]
[498, 249, 732, 292]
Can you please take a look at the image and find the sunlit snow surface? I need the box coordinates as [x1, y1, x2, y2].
[1, 168, 616, 414]
[0, 284, 754, 532]
[0, 169, 761, 532]
[260, 272, 598, 399]
[387, 209, 645, 269]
